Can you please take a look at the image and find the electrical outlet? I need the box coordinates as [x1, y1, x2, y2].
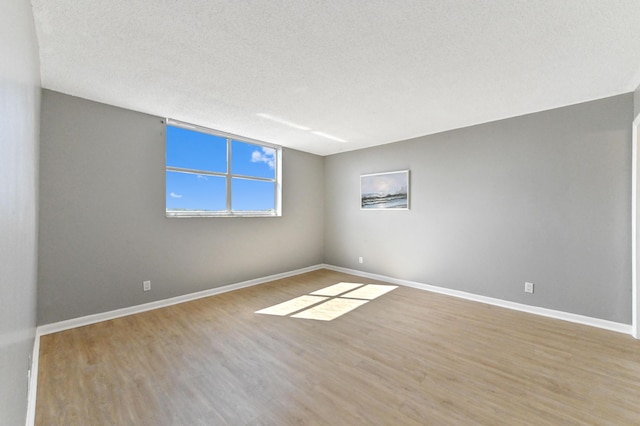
[358, 256, 364, 264]
[524, 282, 534, 294]
[143, 280, 151, 291]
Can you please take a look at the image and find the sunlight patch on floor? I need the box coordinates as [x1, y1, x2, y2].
[342, 284, 398, 300]
[255, 282, 398, 321]
[255, 295, 328, 316]
[310, 282, 363, 296]
[291, 298, 369, 321]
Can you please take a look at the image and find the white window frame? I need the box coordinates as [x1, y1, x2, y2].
[165, 118, 282, 218]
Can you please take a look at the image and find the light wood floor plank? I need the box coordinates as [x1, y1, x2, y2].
[36, 269, 640, 425]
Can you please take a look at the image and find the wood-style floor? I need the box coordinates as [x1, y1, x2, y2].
[36, 269, 640, 425]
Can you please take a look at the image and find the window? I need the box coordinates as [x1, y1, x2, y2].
[165, 119, 281, 217]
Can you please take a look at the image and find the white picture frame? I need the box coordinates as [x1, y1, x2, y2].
[360, 170, 410, 210]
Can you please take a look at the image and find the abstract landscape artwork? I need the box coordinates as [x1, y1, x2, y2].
[360, 170, 409, 210]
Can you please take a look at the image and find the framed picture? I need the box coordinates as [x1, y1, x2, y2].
[360, 170, 410, 210]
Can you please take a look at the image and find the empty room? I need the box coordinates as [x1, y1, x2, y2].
[3, 1, 640, 425]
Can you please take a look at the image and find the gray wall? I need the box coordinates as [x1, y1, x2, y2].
[325, 94, 633, 324]
[0, 0, 41, 424]
[38, 90, 324, 324]
[635, 83, 640, 119]
[37, 90, 635, 325]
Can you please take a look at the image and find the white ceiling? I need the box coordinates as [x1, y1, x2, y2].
[31, 1, 640, 156]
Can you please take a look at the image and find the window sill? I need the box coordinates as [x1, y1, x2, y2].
[166, 211, 280, 218]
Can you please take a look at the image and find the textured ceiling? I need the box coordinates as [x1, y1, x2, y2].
[32, 1, 640, 156]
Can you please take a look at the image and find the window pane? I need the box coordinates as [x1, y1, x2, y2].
[166, 171, 226, 212]
[166, 125, 227, 173]
[232, 178, 275, 212]
[231, 140, 276, 179]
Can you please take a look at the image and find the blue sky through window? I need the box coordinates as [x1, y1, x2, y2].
[166, 125, 277, 213]
[166, 126, 226, 172]
[166, 171, 226, 211]
[232, 140, 275, 179]
[232, 178, 275, 211]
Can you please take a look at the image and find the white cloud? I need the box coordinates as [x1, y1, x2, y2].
[251, 147, 276, 169]
[170, 192, 182, 198]
[197, 174, 208, 180]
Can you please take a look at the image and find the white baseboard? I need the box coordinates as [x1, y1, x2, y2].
[27, 265, 327, 424]
[25, 331, 40, 426]
[38, 263, 633, 337]
[26, 263, 632, 424]
[321, 264, 632, 335]
[37, 264, 325, 336]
